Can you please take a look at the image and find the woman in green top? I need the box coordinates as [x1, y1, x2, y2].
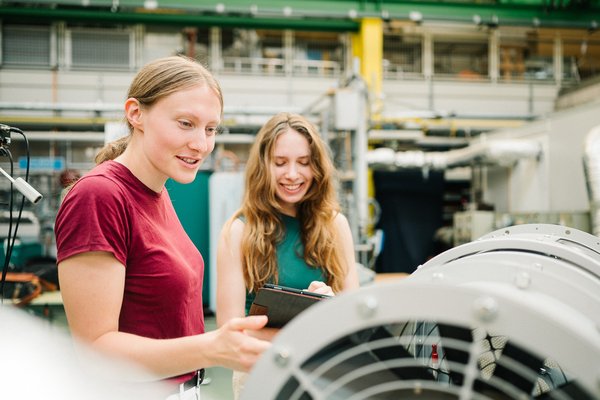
[216, 112, 360, 396]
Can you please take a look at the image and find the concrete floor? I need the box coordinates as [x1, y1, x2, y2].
[202, 315, 235, 400]
[202, 365, 234, 400]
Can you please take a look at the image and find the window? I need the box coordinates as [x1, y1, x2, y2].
[383, 32, 422, 78]
[194, 26, 211, 66]
[67, 27, 133, 70]
[221, 28, 283, 75]
[293, 31, 343, 77]
[563, 36, 600, 81]
[499, 28, 554, 81]
[2, 24, 52, 68]
[434, 38, 488, 79]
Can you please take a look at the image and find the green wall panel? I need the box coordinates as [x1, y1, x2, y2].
[166, 171, 212, 307]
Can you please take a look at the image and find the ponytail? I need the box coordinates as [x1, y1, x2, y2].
[95, 135, 131, 164]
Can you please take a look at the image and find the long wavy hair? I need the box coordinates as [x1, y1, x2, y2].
[231, 112, 345, 293]
[95, 55, 223, 163]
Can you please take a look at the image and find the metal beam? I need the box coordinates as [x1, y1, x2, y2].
[0, 5, 360, 32]
[1, 1, 598, 29]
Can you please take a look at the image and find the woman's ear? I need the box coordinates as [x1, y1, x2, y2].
[125, 98, 143, 131]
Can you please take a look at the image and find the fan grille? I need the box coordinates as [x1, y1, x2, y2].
[271, 321, 591, 400]
[242, 225, 600, 400]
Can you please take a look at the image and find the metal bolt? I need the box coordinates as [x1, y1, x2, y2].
[474, 296, 498, 322]
[274, 347, 291, 367]
[413, 382, 423, 395]
[357, 296, 378, 319]
[514, 271, 531, 289]
[432, 271, 444, 281]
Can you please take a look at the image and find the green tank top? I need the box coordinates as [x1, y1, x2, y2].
[244, 214, 326, 315]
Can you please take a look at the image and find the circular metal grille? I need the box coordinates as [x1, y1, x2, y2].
[242, 225, 600, 400]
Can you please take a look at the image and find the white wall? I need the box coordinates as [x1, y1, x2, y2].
[483, 99, 600, 213]
[0, 68, 564, 129]
[382, 79, 559, 118]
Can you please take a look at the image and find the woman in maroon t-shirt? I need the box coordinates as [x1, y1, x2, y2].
[55, 56, 270, 396]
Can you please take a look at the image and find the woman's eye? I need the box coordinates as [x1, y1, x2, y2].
[206, 127, 218, 136]
[178, 120, 193, 129]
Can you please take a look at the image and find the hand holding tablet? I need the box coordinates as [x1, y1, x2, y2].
[249, 283, 332, 328]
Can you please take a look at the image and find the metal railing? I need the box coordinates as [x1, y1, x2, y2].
[220, 56, 341, 77]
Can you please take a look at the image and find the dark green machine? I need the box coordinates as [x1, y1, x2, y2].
[165, 171, 212, 308]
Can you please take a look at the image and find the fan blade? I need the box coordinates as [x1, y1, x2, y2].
[474, 338, 545, 397]
[534, 380, 595, 400]
[368, 326, 434, 381]
[437, 323, 473, 385]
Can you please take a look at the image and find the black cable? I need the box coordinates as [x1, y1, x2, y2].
[0, 126, 32, 305]
[1, 148, 15, 304]
[6, 128, 31, 267]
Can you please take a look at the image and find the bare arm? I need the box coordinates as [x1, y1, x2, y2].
[216, 218, 247, 328]
[306, 213, 360, 296]
[216, 219, 279, 342]
[59, 251, 270, 379]
[334, 213, 360, 291]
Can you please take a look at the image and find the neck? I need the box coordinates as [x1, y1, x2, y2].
[115, 147, 165, 193]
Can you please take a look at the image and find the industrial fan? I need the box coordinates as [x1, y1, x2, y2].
[241, 224, 600, 400]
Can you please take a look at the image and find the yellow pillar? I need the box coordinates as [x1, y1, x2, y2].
[351, 17, 383, 119]
[351, 17, 383, 237]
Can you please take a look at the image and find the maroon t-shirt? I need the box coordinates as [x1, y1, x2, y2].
[55, 161, 205, 343]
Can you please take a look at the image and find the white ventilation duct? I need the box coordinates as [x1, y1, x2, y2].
[583, 124, 600, 236]
[366, 138, 542, 169]
[242, 224, 600, 400]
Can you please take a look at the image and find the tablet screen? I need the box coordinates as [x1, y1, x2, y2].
[249, 284, 331, 328]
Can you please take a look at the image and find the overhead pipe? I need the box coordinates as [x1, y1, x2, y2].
[366, 137, 541, 169]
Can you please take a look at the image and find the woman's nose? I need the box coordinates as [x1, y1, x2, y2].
[189, 130, 208, 153]
[285, 164, 298, 178]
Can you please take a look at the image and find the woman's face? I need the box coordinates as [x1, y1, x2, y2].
[270, 128, 314, 216]
[129, 84, 221, 191]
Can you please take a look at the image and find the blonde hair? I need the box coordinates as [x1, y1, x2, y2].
[232, 112, 345, 293]
[95, 56, 223, 164]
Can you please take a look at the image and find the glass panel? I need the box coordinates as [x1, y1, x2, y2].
[192, 26, 210, 66]
[293, 31, 343, 77]
[434, 39, 488, 79]
[383, 33, 422, 79]
[2, 25, 51, 67]
[563, 37, 600, 81]
[221, 28, 282, 75]
[70, 28, 130, 69]
[499, 30, 554, 81]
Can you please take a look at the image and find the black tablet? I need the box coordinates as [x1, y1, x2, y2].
[249, 283, 331, 328]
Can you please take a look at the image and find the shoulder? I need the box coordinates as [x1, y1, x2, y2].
[332, 212, 354, 243]
[231, 217, 245, 233]
[64, 173, 126, 207]
[332, 212, 350, 229]
[59, 165, 131, 222]
[65, 162, 134, 202]
[220, 215, 245, 241]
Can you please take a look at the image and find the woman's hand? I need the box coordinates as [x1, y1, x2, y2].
[307, 281, 335, 296]
[246, 326, 280, 342]
[209, 315, 272, 372]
